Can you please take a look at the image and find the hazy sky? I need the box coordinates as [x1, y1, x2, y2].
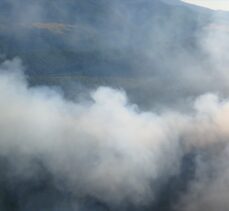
[182, 0, 229, 11]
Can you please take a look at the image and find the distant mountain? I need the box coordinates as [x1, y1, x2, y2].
[0, 0, 212, 78]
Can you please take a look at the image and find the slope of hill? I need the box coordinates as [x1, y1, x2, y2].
[0, 0, 210, 77]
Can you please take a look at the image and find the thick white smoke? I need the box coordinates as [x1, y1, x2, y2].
[2, 58, 229, 209]
[0, 58, 188, 205]
[2, 1, 229, 209]
[172, 12, 229, 211]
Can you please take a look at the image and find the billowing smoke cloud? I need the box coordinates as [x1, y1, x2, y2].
[1, 0, 229, 210]
[176, 91, 229, 209]
[172, 11, 229, 211]
[1, 57, 229, 210]
[0, 58, 187, 209]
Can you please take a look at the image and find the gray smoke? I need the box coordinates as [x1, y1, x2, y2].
[1, 0, 229, 210]
[1, 56, 229, 210]
[0, 58, 186, 206]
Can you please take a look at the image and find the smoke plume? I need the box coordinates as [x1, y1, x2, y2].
[1, 0, 229, 211]
[1, 56, 229, 210]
